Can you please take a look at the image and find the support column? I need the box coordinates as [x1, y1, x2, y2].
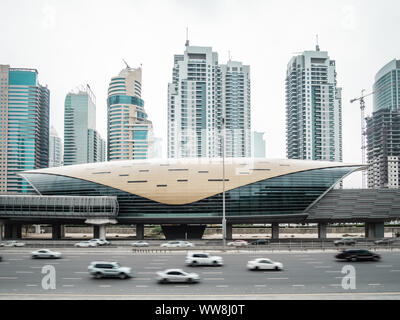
[11, 224, 22, 239]
[99, 225, 106, 240]
[271, 223, 279, 240]
[365, 222, 384, 239]
[34, 225, 41, 234]
[52, 224, 65, 240]
[93, 226, 100, 239]
[226, 222, 233, 240]
[318, 222, 327, 239]
[136, 223, 144, 240]
[4, 224, 12, 240]
[0, 221, 4, 241]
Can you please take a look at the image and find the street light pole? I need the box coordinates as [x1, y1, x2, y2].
[222, 117, 226, 246]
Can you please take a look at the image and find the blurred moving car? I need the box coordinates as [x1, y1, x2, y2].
[250, 239, 270, 245]
[0, 256, 2, 262]
[247, 258, 283, 271]
[185, 252, 223, 266]
[88, 261, 132, 279]
[74, 241, 97, 248]
[335, 249, 381, 261]
[0, 240, 25, 247]
[227, 240, 248, 247]
[89, 239, 110, 246]
[156, 269, 200, 283]
[160, 241, 194, 248]
[131, 240, 149, 247]
[334, 238, 357, 246]
[31, 249, 62, 259]
[374, 238, 396, 245]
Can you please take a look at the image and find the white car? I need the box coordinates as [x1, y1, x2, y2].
[88, 261, 132, 279]
[185, 252, 223, 267]
[131, 241, 149, 247]
[89, 239, 110, 246]
[74, 241, 97, 247]
[227, 240, 248, 247]
[160, 241, 194, 248]
[156, 269, 200, 283]
[32, 249, 62, 259]
[247, 258, 283, 271]
[1, 241, 25, 247]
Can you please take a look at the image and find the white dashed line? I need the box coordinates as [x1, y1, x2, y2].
[204, 278, 225, 281]
[144, 267, 160, 269]
[254, 285, 267, 287]
[376, 265, 393, 268]
[16, 271, 34, 274]
[8, 259, 22, 261]
[30, 267, 42, 269]
[62, 285, 75, 288]
[135, 285, 149, 288]
[292, 284, 305, 287]
[368, 283, 381, 286]
[329, 284, 341, 287]
[202, 272, 223, 274]
[314, 266, 332, 268]
[26, 284, 38, 287]
[0, 277, 18, 280]
[174, 285, 189, 288]
[216, 285, 229, 288]
[135, 278, 151, 281]
[99, 285, 111, 288]
[267, 277, 289, 280]
[74, 272, 88, 274]
[325, 271, 341, 273]
[390, 270, 400, 272]
[62, 278, 82, 280]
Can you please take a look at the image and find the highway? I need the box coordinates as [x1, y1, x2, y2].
[1, 247, 400, 299]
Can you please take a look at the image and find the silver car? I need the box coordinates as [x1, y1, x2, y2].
[88, 261, 132, 279]
[156, 269, 200, 283]
[131, 240, 149, 247]
[1, 241, 25, 247]
[160, 241, 194, 248]
[74, 241, 97, 248]
[32, 249, 62, 259]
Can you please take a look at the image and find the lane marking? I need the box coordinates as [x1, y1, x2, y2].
[30, 267, 42, 269]
[137, 272, 155, 275]
[202, 272, 223, 274]
[62, 285, 75, 287]
[376, 265, 393, 268]
[267, 277, 289, 280]
[16, 271, 34, 274]
[26, 284, 38, 287]
[8, 259, 23, 261]
[204, 278, 224, 281]
[144, 267, 160, 269]
[314, 266, 332, 268]
[368, 283, 381, 286]
[216, 285, 229, 288]
[62, 278, 82, 280]
[329, 284, 341, 287]
[390, 270, 400, 272]
[292, 284, 305, 287]
[74, 272, 88, 274]
[174, 285, 189, 288]
[99, 285, 111, 288]
[255, 285, 267, 287]
[135, 285, 148, 288]
[0, 277, 18, 280]
[325, 271, 341, 273]
[135, 278, 151, 281]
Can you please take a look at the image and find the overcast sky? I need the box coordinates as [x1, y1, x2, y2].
[1, 0, 399, 187]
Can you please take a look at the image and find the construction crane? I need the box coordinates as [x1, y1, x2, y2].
[350, 82, 396, 188]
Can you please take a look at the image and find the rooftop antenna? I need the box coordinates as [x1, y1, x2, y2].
[316, 34, 320, 51]
[123, 59, 130, 69]
[185, 27, 189, 47]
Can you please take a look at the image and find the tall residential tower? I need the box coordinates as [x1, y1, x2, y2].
[167, 43, 251, 158]
[286, 46, 342, 162]
[0, 65, 49, 193]
[107, 66, 153, 161]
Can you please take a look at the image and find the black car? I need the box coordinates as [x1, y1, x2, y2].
[335, 249, 380, 262]
[250, 239, 270, 245]
[0, 256, 2, 262]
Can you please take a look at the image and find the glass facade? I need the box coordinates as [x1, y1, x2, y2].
[22, 167, 355, 221]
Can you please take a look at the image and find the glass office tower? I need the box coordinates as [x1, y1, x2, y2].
[0, 65, 49, 193]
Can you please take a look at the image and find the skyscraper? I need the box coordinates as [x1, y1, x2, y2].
[366, 59, 400, 188]
[0, 65, 49, 193]
[167, 43, 251, 159]
[107, 66, 153, 161]
[63, 84, 104, 166]
[286, 45, 342, 162]
[49, 126, 62, 167]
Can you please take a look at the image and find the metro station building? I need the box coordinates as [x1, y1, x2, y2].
[0, 158, 399, 240]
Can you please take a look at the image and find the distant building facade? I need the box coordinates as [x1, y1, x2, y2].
[286, 46, 342, 162]
[49, 126, 62, 167]
[0, 65, 49, 193]
[107, 66, 153, 161]
[251, 131, 266, 158]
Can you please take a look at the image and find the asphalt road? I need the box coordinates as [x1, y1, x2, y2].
[1, 247, 400, 299]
